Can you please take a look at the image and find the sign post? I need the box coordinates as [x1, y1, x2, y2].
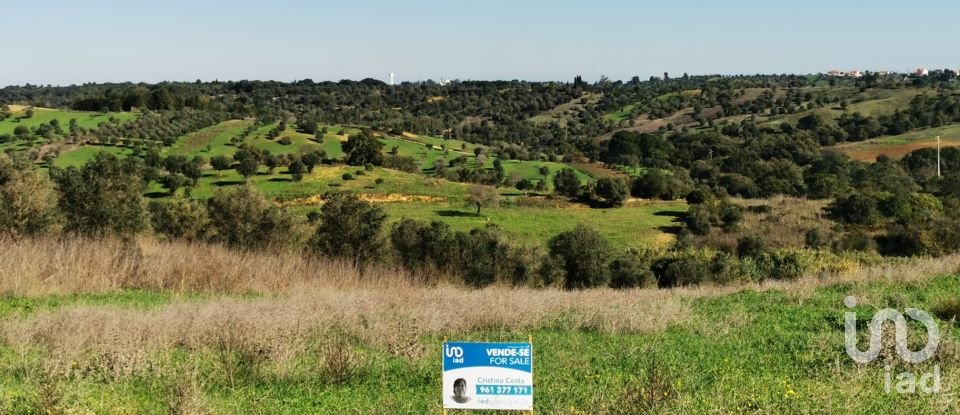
[442, 339, 534, 412]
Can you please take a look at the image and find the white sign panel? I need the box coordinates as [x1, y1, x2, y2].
[442, 341, 533, 411]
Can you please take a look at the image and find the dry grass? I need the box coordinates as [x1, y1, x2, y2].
[0, 236, 414, 296]
[1, 236, 959, 370]
[0, 283, 699, 368]
[697, 196, 833, 251]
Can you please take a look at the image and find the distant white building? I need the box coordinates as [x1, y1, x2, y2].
[848, 70, 863, 78]
[827, 70, 843, 77]
[876, 70, 891, 76]
[915, 68, 929, 76]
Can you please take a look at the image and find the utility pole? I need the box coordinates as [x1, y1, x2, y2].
[937, 135, 942, 177]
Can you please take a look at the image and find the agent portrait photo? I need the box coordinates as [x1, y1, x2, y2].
[452, 378, 470, 404]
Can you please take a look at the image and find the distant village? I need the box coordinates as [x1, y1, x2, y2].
[826, 68, 959, 78]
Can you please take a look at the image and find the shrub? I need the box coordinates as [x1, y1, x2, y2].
[685, 186, 714, 205]
[717, 200, 743, 232]
[288, 159, 306, 182]
[877, 224, 939, 256]
[279, 136, 292, 145]
[833, 231, 876, 253]
[0, 169, 59, 236]
[374, 178, 384, 185]
[737, 236, 766, 258]
[148, 198, 209, 241]
[49, 152, 147, 238]
[608, 249, 656, 288]
[390, 219, 453, 270]
[206, 185, 301, 249]
[548, 225, 612, 289]
[451, 224, 540, 287]
[552, 168, 581, 198]
[592, 177, 629, 207]
[342, 131, 384, 166]
[653, 254, 712, 287]
[828, 193, 881, 226]
[685, 205, 712, 235]
[759, 251, 807, 280]
[342, 173, 353, 181]
[805, 228, 832, 249]
[310, 193, 387, 265]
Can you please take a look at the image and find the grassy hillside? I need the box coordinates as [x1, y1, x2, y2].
[1, 237, 958, 414]
[830, 124, 960, 162]
[49, 119, 664, 249]
[0, 107, 138, 136]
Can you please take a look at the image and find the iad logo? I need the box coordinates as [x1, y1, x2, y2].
[844, 296, 941, 394]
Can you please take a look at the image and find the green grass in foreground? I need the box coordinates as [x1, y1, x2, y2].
[2, 275, 957, 413]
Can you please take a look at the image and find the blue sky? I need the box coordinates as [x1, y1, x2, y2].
[5, 0, 959, 86]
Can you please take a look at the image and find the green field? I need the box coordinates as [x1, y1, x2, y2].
[379, 200, 685, 248]
[0, 107, 138, 136]
[52, 145, 135, 168]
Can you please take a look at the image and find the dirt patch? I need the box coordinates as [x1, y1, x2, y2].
[5, 104, 29, 113]
[426, 96, 445, 103]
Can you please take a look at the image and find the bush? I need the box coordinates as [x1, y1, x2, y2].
[653, 254, 712, 287]
[608, 249, 656, 288]
[548, 225, 613, 289]
[758, 251, 807, 280]
[552, 168, 581, 198]
[49, 152, 147, 238]
[342, 131, 384, 166]
[685, 205, 712, 235]
[805, 228, 832, 249]
[390, 219, 454, 271]
[685, 186, 714, 205]
[0, 169, 59, 236]
[148, 198, 209, 241]
[737, 236, 766, 258]
[592, 177, 629, 208]
[828, 193, 881, 226]
[833, 231, 876, 253]
[206, 185, 301, 249]
[310, 193, 387, 265]
[342, 173, 353, 181]
[453, 224, 540, 287]
[876, 226, 929, 257]
[717, 200, 743, 232]
[279, 136, 292, 145]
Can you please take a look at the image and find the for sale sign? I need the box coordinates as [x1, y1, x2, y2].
[442, 341, 533, 411]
